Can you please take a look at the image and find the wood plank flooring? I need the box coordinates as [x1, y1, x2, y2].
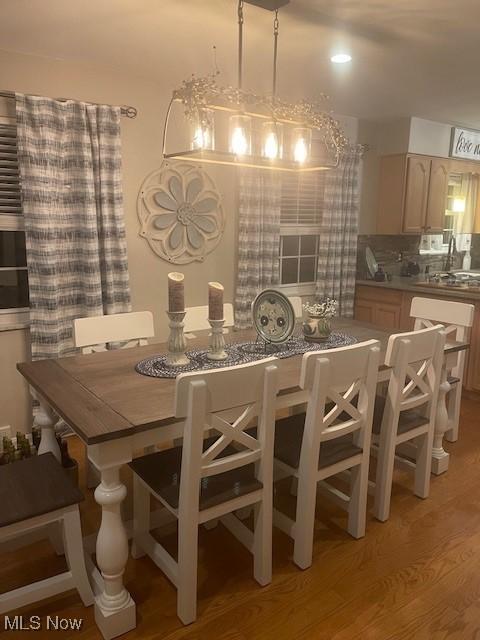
[2, 391, 480, 639]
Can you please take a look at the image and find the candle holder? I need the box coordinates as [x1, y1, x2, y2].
[166, 311, 190, 367]
[207, 318, 228, 361]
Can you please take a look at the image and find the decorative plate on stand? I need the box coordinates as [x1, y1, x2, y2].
[251, 289, 296, 345]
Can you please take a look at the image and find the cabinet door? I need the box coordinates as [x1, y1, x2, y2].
[426, 158, 449, 232]
[374, 303, 401, 330]
[354, 301, 375, 324]
[403, 156, 431, 233]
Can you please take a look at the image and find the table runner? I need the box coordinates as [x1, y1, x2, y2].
[135, 332, 357, 379]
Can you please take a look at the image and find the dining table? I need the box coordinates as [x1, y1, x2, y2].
[17, 318, 468, 639]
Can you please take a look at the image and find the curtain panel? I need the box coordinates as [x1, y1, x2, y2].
[16, 94, 131, 360]
[315, 147, 363, 317]
[234, 169, 281, 328]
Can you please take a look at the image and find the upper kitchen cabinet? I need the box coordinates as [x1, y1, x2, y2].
[377, 154, 450, 234]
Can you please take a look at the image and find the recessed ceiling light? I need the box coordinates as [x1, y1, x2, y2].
[331, 53, 352, 64]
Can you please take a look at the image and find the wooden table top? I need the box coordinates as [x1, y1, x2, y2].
[17, 319, 468, 446]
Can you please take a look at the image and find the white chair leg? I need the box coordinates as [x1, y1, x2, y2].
[131, 475, 150, 559]
[445, 386, 461, 443]
[177, 513, 199, 625]
[373, 428, 396, 523]
[47, 521, 65, 556]
[62, 509, 94, 607]
[414, 431, 433, 499]
[253, 497, 272, 586]
[347, 461, 369, 539]
[293, 474, 317, 570]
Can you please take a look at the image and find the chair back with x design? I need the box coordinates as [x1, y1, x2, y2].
[383, 324, 446, 429]
[299, 340, 381, 459]
[174, 358, 279, 509]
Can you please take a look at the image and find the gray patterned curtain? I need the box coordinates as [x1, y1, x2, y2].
[234, 169, 281, 328]
[315, 147, 363, 317]
[16, 94, 131, 360]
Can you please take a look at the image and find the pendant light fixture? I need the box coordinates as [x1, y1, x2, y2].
[261, 9, 283, 161]
[162, 0, 349, 172]
[229, 1, 252, 157]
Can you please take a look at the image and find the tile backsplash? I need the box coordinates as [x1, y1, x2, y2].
[356, 234, 480, 279]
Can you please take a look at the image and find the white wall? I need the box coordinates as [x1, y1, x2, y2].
[408, 117, 453, 157]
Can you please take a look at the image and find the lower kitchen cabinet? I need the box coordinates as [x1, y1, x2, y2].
[354, 283, 480, 392]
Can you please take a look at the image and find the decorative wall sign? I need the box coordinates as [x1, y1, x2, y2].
[137, 161, 225, 264]
[450, 127, 480, 162]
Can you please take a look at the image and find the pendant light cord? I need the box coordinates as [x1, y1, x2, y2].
[272, 9, 279, 97]
[238, 0, 244, 90]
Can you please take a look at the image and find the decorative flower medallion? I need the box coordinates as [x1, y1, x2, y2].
[137, 161, 225, 264]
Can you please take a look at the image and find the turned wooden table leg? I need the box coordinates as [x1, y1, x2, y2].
[36, 396, 61, 463]
[89, 441, 136, 639]
[431, 365, 451, 475]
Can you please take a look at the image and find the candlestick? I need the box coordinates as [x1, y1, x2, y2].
[208, 281, 224, 321]
[165, 311, 190, 366]
[207, 318, 228, 361]
[168, 272, 185, 313]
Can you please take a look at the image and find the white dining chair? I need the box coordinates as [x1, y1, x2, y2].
[0, 453, 94, 614]
[288, 296, 303, 320]
[73, 310, 155, 353]
[73, 311, 155, 487]
[373, 324, 445, 522]
[129, 358, 279, 625]
[184, 304, 235, 336]
[410, 296, 474, 443]
[272, 340, 380, 570]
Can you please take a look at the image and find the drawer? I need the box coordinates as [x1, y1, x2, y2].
[355, 285, 403, 306]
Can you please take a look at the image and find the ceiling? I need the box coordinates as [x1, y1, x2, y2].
[1, 0, 480, 126]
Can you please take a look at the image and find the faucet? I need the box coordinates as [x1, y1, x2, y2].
[444, 235, 456, 272]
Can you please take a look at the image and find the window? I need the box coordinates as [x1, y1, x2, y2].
[0, 117, 29, 329]
[278, 154, 325, 294]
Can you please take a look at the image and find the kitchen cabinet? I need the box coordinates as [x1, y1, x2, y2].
[354, 286, 403, 330]
[377, 154, 451, 235]
[354, 283, 480, 392]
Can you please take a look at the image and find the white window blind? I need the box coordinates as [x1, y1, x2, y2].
[0, 124, 22, 216]
[280, 140, 327, 226]
[280, 171, 325, 225]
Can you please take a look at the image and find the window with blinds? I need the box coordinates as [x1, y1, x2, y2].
[0, 122, 29, 321]
[278, 142, 326, 287]
[0, 123, 22, 217]
[280, 171, 325, 226]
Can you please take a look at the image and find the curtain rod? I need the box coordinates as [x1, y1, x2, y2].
[0, 90, 137, 118]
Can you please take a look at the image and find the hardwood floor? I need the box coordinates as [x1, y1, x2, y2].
[2, 391, 480, 639]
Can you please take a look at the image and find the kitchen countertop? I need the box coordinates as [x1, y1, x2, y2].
[356, 276, 480, 301]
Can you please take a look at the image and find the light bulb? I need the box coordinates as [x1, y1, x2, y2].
[261, 121, 283, 160]
[190, 108, 214, 151]
[193, 127, 207, 149]
[292, 127, 312, 164]
[294, 138, 308, 163]
[231, 127, 248, 155]
[229, 115, 252, 156]
[264, 133, 278, 159]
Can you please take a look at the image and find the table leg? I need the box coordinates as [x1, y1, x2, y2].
[431, 366, 451, 475]
[89, 441, 136, 639]
[36, 396, 61, 463]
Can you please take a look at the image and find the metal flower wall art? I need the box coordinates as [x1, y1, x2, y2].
[137, 162, 225, 264]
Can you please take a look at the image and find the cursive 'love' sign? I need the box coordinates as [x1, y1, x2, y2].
[450, 127, 480, 161]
